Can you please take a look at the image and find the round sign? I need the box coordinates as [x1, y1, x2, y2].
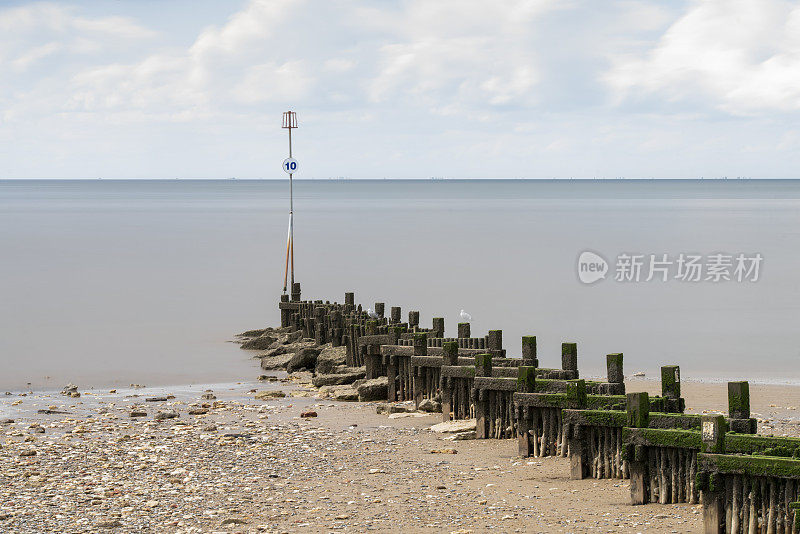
[282, 157, 298, 174]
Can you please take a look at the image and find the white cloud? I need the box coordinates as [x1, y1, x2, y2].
[605, 0, 800, 114]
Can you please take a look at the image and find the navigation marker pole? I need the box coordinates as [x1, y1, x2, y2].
[281, 111, 298, 294]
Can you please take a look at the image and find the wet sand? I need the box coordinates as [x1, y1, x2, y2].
[0, 375, 798, 533]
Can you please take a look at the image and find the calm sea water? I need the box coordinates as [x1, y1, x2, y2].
[2, 179, 800, 391]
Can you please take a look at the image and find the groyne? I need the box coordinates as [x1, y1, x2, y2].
[262, 284, 800, 533]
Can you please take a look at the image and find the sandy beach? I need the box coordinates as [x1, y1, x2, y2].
[3, 364, 800, 533]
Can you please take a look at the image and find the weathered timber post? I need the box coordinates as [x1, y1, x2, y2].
[440, 341, 459, 421]
[280, 294, 290, 327]
[700, 415, 727, 534]
[727, 381, 757, 433]
[521, 336, 537, 367]
[375, 302, 385, 319]
[457, 322, 470, 339]
[408, 311, 420, 330]
[431, 317, 445, 338]
[566, 379, 590, 479]
[344, 292, 354, 312]
[406, 333, 427, 405]
[290, 282, 301, 302]
[390, 306, 401, 324]
[660, 365, 683, 413]
[604, 353, 625, 395]
[487, 330, 502, 358]
[364, 320, 381, 379]
[517, 366, 536, 456]
[562, 343, 578, 375]
[626, 392, 650, 505]
[474, 354, 492, 439]
[314, 306, 326, 344]
[331, 310, 342, 347]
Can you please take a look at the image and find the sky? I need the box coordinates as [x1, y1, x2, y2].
[2, 0, 800, 179]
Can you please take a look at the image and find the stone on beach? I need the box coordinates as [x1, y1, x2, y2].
[240, 334, 277, 350]
[311, 368, 365, 387]
[315, 345, 347, 374]
[254, 390, 286, 400]
[418, 397, 442, 413]
[260, 352, 294, 370]
[356, 377, 388, 402]
[154, 409, 178, 421]
[429, 419, 476, 433]
[287, 347, 322, 372]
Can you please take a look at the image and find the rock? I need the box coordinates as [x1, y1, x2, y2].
[356, 377, 388, 402]
[443, 430, 476, 441]
[430, 448, 458, 454]
[238, 328, 271, 337]
[60, 384, 80, 397]
[429, 419, 476, 433]
[130, 410, 147, 418]
[221, 518, 247, 525]
[254, 390, 286, 400]
[418, 398, 442, 413]
[333, 387, 359, 402]
[145, 396, 169, 402]
[240, 335, 277, 350]
[258, 374, 278, 381]
[201, 392, 216, 400]
[300, 410, 317, 418]
[155, 410, 178, 421]
[311, 368, 365, 387]
[202, 424, 217, 432]
[315, 345, 347, 374]
[285, 330, 303, 343]
[376, 403, 414, 415]
[20, 450, 36, 457]
[96, 520, 123, 528]
[0, 418, 14, 424]
[260, 352, 295, 370]
[188, 408, 208, 415]
[287, 347, 322, 372]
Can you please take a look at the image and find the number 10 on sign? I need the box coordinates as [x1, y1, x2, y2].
[283, 158, 298, 174]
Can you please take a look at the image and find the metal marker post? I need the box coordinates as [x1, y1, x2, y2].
[281, 111, 298, 293]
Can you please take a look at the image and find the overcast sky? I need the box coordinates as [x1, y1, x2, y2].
[3, 0, 800, 179]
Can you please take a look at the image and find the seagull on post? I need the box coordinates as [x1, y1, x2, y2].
[459, 309, 472, 322]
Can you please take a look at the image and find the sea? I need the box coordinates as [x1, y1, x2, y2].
[1, 179, 799, 391]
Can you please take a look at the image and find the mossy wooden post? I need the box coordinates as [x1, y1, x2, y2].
[432, 317, 445, 338]
[291, 282, 301, 302]
[626, 392, 650, 504]
[344, 292, 354, 313]
[408, 311, 420, 330]
[488, 330, 503, 357]
[440, 341, 459, 421]
[374, 302, 385, 319]
[475, 354, 492, 439]
[280, 294, 290, 327]
[605, 353, 624, 395]
[390, 306, 401, 324]
[566, 380, 589, 479]
[562, 343, 578, 374]
[727, 381, 757, 433]
[701, 415, 727, 534]
[727, 381, 749, 419]
[521, 336, 538, 367]
[458, 322, 470, 339]
[661, 365, 680, 398]
[516, 366, 536, 456]
[364, 320, 379, 379]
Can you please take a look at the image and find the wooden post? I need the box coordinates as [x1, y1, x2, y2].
[562, 343, 578, 373]
[629, 444, 648, 504]
[475, 354, 492, 439]
[457, 322, 470, 339]
[521, 336, 538, 367]
[291, 282, 301, 302]
[441, 341, 458, 421]
[374, 302, 385, 319]
[390, 306, 401, 323]
[432, 317, 445, 338]
[408, 311, 420, 329]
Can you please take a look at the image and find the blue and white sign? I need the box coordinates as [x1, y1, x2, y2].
[282, 157, 298, 174]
